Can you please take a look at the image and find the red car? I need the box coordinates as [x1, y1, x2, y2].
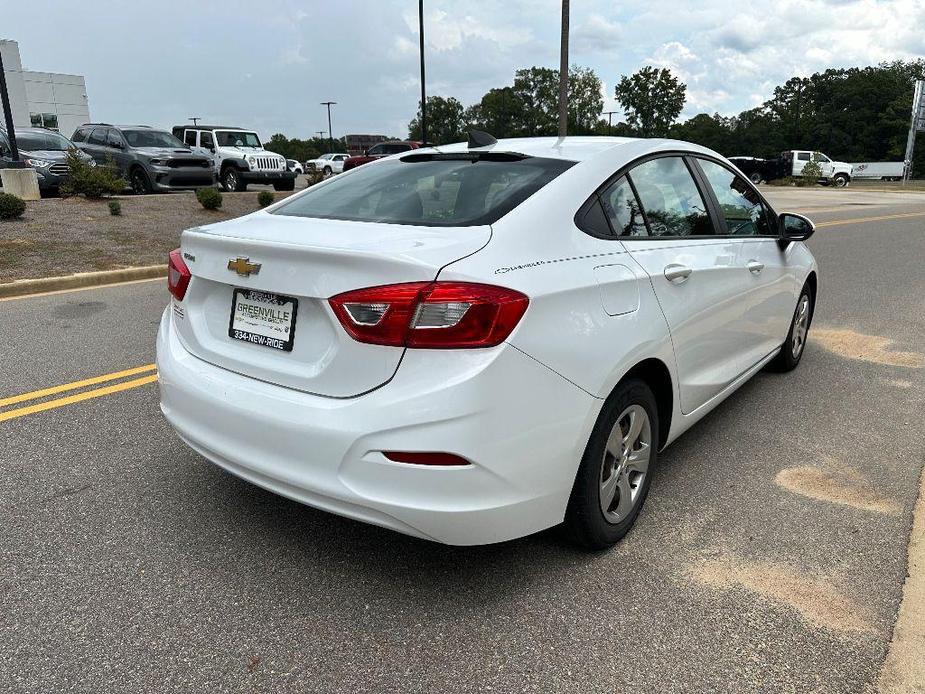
[342, 140, 422, 171]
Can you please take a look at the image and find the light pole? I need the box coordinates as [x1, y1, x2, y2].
[557, 0, 569, 138]
[603, 111, 618, 136]
[188, 117, 200, 127]
[418, 0, 427, 144]
[0, 50, 23, 166]
[320, 101, 336, 153]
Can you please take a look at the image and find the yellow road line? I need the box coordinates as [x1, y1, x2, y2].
[816, 211, 925, 228]
[0, 364, 157, 407]
[0, 276, 163, 303]
[0, 373, 158, 423]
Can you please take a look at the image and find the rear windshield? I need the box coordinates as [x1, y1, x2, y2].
[272, 154, 574, 226]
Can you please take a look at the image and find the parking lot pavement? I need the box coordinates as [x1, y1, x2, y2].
[2, 189, 924, 693]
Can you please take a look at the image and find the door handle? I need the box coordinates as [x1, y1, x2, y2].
[747, 260, 765, 274]
[664, 264, 692, 283]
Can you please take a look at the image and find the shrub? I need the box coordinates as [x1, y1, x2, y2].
[257, 191, 275, 208]
[799, 160, 823, 187]
[0, 192, 26, 220]
[60, 149, 126, 198]
[305, 170, 324, 187]
[108, 200, 122, 216]
[196, 187, 223, 210]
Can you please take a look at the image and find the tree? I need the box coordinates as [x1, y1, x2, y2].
[567, 65, 604, 135]
[512, 67, 560, 136]
[615, 66, 686, 137]
[465, 87, 522, 138]
[408, 96, 466, 144]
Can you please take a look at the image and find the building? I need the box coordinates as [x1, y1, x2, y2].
[344, 133, 389, 156]
[0, 39, 90, 137]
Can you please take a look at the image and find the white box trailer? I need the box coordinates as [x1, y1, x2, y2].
[850, 162, 906, 180]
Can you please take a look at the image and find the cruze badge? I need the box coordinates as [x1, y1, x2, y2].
[227, 257, 261, 277]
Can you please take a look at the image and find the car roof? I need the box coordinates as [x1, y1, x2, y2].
[177, 125, 253, 131]
[430, 136, 685, 162]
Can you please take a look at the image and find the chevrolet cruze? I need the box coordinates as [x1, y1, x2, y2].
[157, 134, 817, 549]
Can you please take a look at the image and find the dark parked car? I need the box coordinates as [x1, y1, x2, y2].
[0, 127, 95, 194]
[342, 140, 422, 171]
[71, 124, 216, 194]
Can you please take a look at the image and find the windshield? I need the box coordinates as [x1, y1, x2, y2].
[216, 131, 262, 148]
[16, 131, 74, 151]
[122, 130, 186, 148]
[273, 154, 574, 226]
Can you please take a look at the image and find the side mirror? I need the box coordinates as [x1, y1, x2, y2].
[779, 212, 815, 242]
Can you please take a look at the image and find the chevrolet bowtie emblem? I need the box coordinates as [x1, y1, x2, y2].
[227, 257, 261, 277]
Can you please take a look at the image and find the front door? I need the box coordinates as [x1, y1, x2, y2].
[612, 155, 756, 414]
[693, 157, 796, 370]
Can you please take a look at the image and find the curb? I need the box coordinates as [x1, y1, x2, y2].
[0, 265, 165, 299]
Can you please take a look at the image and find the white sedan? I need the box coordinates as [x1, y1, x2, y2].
[304, 153, 349, 177]
[157, 134, 817, 549]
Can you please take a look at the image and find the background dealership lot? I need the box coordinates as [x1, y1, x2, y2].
[1, 186, 923, 692]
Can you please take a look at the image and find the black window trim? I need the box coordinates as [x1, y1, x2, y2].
[574, 150, 781, 241]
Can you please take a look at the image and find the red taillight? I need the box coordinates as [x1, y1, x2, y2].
[383, 451, 471, 466]
[329, 282, 528, 349]
[167, 248, 191, 301]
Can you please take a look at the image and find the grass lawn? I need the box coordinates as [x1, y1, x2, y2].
[0, 190, 296, 283]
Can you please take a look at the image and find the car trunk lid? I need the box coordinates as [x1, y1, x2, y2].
[173, 212, 491, 397]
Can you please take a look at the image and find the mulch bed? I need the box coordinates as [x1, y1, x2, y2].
[0, 190, 297, 283]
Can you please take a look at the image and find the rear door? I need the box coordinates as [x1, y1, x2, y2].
[614, 155, 756, 414]
[693, 157, 796, 369]
[83, 127, 108, 164]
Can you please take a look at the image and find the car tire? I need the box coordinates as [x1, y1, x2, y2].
[130, 167, 151, 195]
[833, 173, 849, 188]
[273, 180, 295, 191]
[563, 378, 659, 550]
[768, 285, 813, 372]
[221, 167, 245, 192]
[749, 171, 763, 185]
[323, 166, 333, 178]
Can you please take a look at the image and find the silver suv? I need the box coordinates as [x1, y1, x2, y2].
[71, 124, 216, 194]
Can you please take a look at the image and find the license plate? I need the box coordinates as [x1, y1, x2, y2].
[228, 288, 298, 352]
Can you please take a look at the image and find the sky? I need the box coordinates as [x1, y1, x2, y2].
[4, 0, 924, 140]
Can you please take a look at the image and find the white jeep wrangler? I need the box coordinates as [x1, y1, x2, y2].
[172, 125, 296, 192]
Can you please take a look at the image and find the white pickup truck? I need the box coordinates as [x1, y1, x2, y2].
[785, 150, 853, 187]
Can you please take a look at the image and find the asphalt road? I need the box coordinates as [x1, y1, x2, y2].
[2, 187, 924, 693]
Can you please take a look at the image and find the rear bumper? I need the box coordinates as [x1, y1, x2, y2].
[156, 307, 599, 545]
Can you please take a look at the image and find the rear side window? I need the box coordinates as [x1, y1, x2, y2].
[797, 152, 810, 161]
[600, 177, 647, 237]
[697, 159, 774, 236]
[184, 130, 198, 146]
[627, 157, 713, 237]
[273, 155, 574, 226]
[87, 128, 108, 145]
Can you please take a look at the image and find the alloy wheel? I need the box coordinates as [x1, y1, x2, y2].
[599, 404, 652, 524]
[792, 295, 810, 358]
[131, 171, 147, 195]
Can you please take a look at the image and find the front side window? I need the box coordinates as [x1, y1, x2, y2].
[697, 159, 774, 236]
[600, 176, 647, 237]
[72, 127, 90, 143]
[627, 157, 713, 237]
[200, 132, 214, 148]
[274, 154, 574, 227]
[215, 131, 261, 148]
[121, 129, 185, 148]
[812, 152, 830, 163]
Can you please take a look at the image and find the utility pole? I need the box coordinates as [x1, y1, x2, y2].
[904, 79, 924, 183]
[418, 0, 427, 145]
[320, 101, 336, 154]
[557, 0, 569, 138]
[603, 111, 618, 136]
[0, 49, 23, 165]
